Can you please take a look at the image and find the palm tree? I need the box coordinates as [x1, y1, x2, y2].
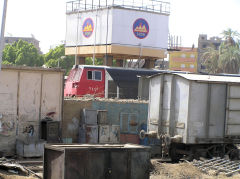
[202, 28, 240, 74]
[219, 43, 240, 74]
[201, 46, 222, 74]
[221, 28, 240, 46]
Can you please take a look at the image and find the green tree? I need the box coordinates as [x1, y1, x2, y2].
[44, 45, 118, 74]
[201, 28, 240, 74]
[85, 57, 104, 65]
[85, 57, 117, 66]
[219, 44, 240, 73]
[2, 40, 44, 66]
[44, 45, 74, 74]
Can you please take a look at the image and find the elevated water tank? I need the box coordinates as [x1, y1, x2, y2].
[65, 0, 170, 60]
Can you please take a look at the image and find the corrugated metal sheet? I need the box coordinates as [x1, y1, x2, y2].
[225, 85, 240, 136]
[148, 74, 240, 144]
[176, 73, 240, 83]
[148, 73, 234, 144]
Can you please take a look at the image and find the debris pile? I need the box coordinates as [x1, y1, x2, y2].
[0, 158, 41, 179]
[193, 157, 240, 177]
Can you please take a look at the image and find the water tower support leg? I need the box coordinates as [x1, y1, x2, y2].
[143, 59, 155, 69]
[75, 56, 86, 65]
[104, 55, 113, 66]
[116, 59, 123, 67]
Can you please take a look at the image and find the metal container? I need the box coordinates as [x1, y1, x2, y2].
[99, 125, 120, 144]
[81, 109, 98, 125]
[148, 73, 240, 144]
[97, 110, 108, 124]
[44, 144, 150, 179]
[99, 125, 109, 143]
[79, 124, 98, 144]
[41, 120, 60, 143]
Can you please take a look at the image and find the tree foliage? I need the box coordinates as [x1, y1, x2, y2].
[202, 28, 240, 74]
[2, 41, 118, 74]
[3, 40, 44, 66]
[44, 45, 74, 74]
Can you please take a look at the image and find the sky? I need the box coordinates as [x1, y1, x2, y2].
[2, 0, 240, 53]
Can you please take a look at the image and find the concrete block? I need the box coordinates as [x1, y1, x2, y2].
[16, 139, 46, 157]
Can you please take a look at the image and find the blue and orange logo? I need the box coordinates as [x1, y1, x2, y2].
[133, 18, 149, 39]
[82, 18, 94, 38]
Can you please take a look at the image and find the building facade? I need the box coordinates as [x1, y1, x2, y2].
[197, 34, 223, 72]
[4, 36, 41, 53]
[169, 47, 198, 73]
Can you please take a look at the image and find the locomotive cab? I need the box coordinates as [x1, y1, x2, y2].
[64, 65, 105, 97]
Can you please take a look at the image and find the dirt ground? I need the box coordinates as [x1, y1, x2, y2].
[1, 158, 240, 179]
[0, 171, 38, 179]
[150, 160, 240, 179]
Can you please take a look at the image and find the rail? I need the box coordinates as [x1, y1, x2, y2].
[66, 0, 170, 15]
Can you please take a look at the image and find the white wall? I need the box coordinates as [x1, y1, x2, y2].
[0, 71, 18, 155]
[112, 8, 169, 49]
[0, 67, 64, 155]
[66, 8, 113, 47]
[66, 7, 169, 49]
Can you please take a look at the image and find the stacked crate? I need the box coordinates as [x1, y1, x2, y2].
[79, 109, 98, 144]
[98, 110, 120, 144]
[79, 109, 120, 144]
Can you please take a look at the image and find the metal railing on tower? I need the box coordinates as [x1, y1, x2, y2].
[66, 0, 170, 15]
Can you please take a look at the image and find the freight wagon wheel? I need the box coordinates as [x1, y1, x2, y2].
[225, 144, 239, 160]
[206, 144, 239, 159]
[206, 145, 224, 158]
[169, 143, 184, 162]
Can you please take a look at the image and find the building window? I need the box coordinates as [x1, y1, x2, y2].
[190, 54, 195, 58]
[120, 113, 138, 134]
[181, 54, 186, 58]
[87, 70, 102, 81]
[190, 64, 195, 68]
[181, 64, 185, 68]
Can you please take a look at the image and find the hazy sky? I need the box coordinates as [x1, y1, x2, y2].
[3, 0, 240, 53]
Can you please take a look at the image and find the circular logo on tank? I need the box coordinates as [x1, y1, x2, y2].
[133, 18, 149, 39]
[82, 18, 94, 38]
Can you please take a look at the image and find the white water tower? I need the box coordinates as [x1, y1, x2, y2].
[65, 0, 170, 68]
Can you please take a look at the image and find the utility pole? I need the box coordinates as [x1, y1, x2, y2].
[0, 0, 8, 71]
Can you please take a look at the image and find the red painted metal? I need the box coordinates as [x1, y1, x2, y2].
[64, 66, 105, 97]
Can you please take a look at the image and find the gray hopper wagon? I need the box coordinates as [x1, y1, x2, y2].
[143, 73, 240, 161]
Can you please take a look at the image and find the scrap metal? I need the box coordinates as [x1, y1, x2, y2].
[193, 157, 240, 177]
